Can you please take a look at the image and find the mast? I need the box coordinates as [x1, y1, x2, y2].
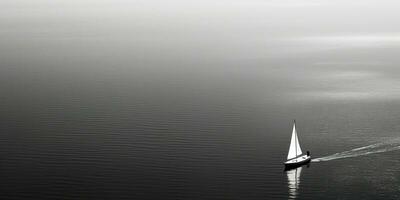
[294, 120, 297, 159]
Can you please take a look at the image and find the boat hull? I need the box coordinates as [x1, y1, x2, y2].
[284, 155, 311, 170]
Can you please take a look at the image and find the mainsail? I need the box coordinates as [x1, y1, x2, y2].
[287, 122, 303, 160]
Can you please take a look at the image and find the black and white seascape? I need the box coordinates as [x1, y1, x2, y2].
[1, 0, 400, 199]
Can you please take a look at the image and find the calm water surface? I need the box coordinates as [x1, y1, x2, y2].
[1, 65, 400, 200]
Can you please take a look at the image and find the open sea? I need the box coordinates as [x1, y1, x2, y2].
[1, 63, 400, 199]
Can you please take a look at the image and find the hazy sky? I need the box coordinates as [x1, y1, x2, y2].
[2, 0, 400, 102]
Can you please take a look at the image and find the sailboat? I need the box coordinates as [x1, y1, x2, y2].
[284, 121, 311, 168]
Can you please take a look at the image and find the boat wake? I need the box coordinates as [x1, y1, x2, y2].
[312, 138, 400, 162]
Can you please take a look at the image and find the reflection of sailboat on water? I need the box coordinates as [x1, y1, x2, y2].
[284, 120, 311, 169]
[286, 166, 303, 199]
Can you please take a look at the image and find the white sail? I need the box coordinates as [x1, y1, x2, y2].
[287, 122, 303, 160]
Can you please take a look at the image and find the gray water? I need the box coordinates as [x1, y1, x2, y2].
[2, 1, 400, 199]
[2, 64, 400, 200]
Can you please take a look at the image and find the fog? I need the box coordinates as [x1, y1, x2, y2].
[2, 0, 400, 103]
